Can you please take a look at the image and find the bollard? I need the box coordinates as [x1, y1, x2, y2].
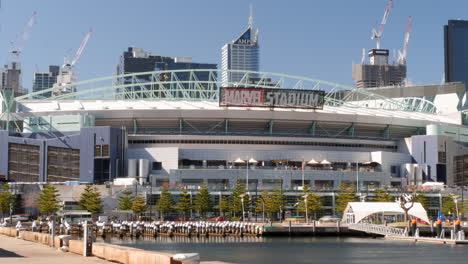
[336, 221, 341, 233]
[430, 220, 434, 236]
[288, 221, 291, 235]
[312, 220, 316, 233]
[451, 230, 455, 240]
[83, 221, 93, 257]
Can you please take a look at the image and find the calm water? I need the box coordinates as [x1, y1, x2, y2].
[100, 236, 468, 264]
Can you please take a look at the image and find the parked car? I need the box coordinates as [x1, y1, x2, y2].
[318, 215, 341, 223]
[3, 215, 29, 223]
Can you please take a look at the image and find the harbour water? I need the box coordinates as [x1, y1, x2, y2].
[100, 236, 468, 264]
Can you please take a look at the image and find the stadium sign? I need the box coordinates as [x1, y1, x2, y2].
[219, 87, 325, 109]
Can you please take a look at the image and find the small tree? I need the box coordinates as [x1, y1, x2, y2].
[156, 186, 173, 220]
[255, 190, 270, 221]
[266, 186, 285, 221]
[131, 194, 148, 216]
[218, 196, 229, 216]
[335, 183, 358, 214]
[175, 189, 192, 218]
[374, 187, 394, 202]
[229, 180, 246, 217]
[297, 185, 323, 220]
[117, 190, 135, 211]
[79, 185, 103, 218]
[0, 185, 13, 218]
[38, 185, 61, 216]
[415, 193, 430, 211]
[396, 188, 416, 223]
[194, 186, 212, 218]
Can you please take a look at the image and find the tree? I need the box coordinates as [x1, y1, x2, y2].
[266, 186, 285, 221]
[374, 188, 394, 202]
[441, 194, 462, 216]
[156, 186, 173, 220]
[194, 186, 212, 218]
[218, 196, 229, 216]
[229, 180, 246, 217]
[297, 185, 323, 220]
[396, 189, 416, 223]
[117, 190, 135, 211]
[255, 190, 270, 221]
[131, 195, 148, 216]
[335, 183, 358, 214]
[0, 185, 13, 218]
[175, 189, 192, 217]
[79, 185, 103, 217]
[38, 185, 61, 216]
[415, 193, 430, 211]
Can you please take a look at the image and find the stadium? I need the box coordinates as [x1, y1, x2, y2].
[1, 69, 468, 216]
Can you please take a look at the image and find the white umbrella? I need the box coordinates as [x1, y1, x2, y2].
[321, 159, 332, 165]
[306, 159, 319, 164]
[248, 158, 258, 163]
[234, 158, 246, 163]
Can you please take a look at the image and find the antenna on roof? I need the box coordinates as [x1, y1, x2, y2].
[248, 4, 253, 28]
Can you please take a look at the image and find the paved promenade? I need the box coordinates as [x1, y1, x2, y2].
[0, 234, 110, 264]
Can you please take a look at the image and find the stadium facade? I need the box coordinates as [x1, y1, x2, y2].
[1, 69, 468, 217]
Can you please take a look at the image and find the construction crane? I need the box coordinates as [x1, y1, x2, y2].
[53, 28, 92, 95]
[371, 0, 393, 49]
[10, 11, 37, 62]
[398, 16, 412, 65]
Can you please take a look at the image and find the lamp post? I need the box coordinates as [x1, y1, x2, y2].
[240, 194, 246, 222]
[234, 157, 257, 191]
[303, 194, 309, 224]
[451, 194, 460, 219]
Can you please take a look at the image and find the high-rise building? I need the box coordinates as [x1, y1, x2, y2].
[221, 10, 259, 85]
[352, 49, 407, 89]
[115, 47, 217, 98]
[0, 62, 26, 97]
[444, 20, 468, 110]
[32, 65, 60, 98]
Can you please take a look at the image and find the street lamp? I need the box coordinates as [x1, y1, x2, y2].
[451, 194, 460, 219]
[235, 157, 257, 191]
[302, 194, 309, 224]
[239, 194, 246, 222]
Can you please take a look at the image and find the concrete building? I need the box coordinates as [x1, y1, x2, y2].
[0, 62, 27, 97]
[352, 49, 406, 89]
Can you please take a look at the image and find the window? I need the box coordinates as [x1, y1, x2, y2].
[438, 151, 446, 164]
[152, 162, 162, 170]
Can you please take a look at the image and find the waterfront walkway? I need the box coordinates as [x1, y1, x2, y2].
[0, 234, 111, 264]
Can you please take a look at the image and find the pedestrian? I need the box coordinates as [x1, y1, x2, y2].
[410, 218, 417, 236]
[455, 219, 462, 233]
[436, 219, 442, 238]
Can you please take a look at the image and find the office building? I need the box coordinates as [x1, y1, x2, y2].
[221, 12, 259, 85]
[445, 20, 468, 110]
[32, 65, 60, 98]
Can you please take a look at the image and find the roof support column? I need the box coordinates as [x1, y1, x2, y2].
[133, 119, 138, 134]
[309, 121, 316, 136]
[383, 125, 390, 139]
[268, 120, 274, 135]
[225, 119, 229, 134]
[179, 118, 184, 134]
[347, 122, 355, 137]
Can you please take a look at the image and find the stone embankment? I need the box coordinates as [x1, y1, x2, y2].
[0, 227, 205, 264]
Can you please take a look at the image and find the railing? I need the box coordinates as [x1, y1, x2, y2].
[348, 223, 406, 237]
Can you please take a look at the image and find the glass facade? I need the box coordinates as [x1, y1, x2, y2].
[32, 65, 60, 98]
[444, 20, 468, 109]
[221, 25, 260, 85]
[8, 143, 40, 182]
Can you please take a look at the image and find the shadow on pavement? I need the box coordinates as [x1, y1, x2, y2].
[0, 248, 24, 258]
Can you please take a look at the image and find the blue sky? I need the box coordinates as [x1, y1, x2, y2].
[0, 0, 466, 91]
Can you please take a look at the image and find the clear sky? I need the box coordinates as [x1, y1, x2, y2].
[0, 0, 467, 92]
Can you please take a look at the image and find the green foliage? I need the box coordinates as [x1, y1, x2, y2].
[38, 185, 61, 215]
[441, 195, 462, 215]
[255, 190, 270, 214]
[335, 183, 358, 214]
[415, 193, 429, 211]
[79, 184, 103, 216]
[175, 189, 192, 216]
[156, 186, 173, 219]
[297, 185, 323, 220]
[218, 196, 229, 216]
[194, 186, 212, 217]
[0, 185, 13, 216]
[131, 194, 148, 215]
[117, 190, 134, 211]
[229, 180, 246, 216]
[266, 186, 285, 218]
[374, 188, 394, 202]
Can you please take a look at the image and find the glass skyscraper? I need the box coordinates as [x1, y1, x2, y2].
[444, 20, 468, 110]
[221, 12, 259, 86]
[32, 65, 60, 98]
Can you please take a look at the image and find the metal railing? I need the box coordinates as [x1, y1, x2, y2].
[348, 223, 406, 237]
